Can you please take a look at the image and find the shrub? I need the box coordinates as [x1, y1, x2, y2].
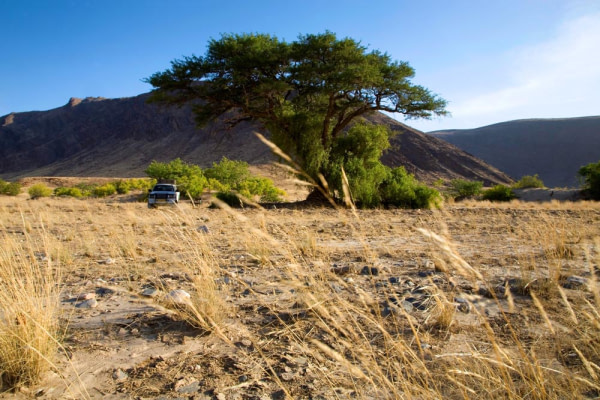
[28, 184, 52, 199]
[127, 178, 154, 191]
[204, 157, 251, 187]
[513, 174, 545, 189]
[92, 183, 117, 197]
[578, 160, 600, 200]
[206, 178, 228, 192]
[381, 167, 442, 209]
[482, 185, 516, 202]
[0, 180, 22, 196]
[114, 180, 131, 194]
[54, 187, 84, 198]
[237, 177, 285, 202]
[449, 179, 483, 199]
[145, 159, 207, 199]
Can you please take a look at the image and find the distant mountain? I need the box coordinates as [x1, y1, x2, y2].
[429, 116, 600, 188]
[0, 93, 512, 188]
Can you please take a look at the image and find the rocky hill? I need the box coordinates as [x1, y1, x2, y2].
[429, 116, 600, 188]
[0, 93, 511, 187]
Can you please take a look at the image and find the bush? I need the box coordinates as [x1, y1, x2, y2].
[513, 174, 545, 189]
[381, 167, 442, 209]
[449, 179, 483, 199]
[28, 184, 52, 199]
[54, 187, 84, 198]
[0, 180, 21, 196]
[127, 178, 154, 191]
[578, 160, 600, 200]
[204, 157, 251, 188]
[482, 185, 516, 202]
[92, 183, 117, 197]
[145, 158, 207, 200]
[114, 180, 131, 194]
[237, 177, 285, 202]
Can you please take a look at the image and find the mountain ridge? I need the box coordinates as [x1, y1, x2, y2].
[0, 92, 512, 189]
[429, 116, 600, 187]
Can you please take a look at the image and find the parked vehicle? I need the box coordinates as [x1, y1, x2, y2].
[147, 182, 180, 208]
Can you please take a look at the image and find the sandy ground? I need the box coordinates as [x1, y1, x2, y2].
[0, 194, 599, 399]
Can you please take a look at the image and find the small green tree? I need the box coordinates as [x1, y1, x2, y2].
[204, 157, 251, 188]
[513, 174, 545, 189]
[578, 160, 600, 199]
[28, 184, 52, 199]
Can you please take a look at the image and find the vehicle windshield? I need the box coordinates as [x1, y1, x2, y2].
[154, 185, 174, 191]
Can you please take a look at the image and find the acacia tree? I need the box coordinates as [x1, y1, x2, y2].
[146, 32, 447, 203]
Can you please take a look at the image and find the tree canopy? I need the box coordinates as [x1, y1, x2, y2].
[146, 32, 447, 205]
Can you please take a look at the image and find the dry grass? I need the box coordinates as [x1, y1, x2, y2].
[0, 193, 599, 398]
[0, 218, 62, 389]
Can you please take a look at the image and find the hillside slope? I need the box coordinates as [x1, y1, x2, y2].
[429, 116, 600, 188]
[0, 93, 512, 187]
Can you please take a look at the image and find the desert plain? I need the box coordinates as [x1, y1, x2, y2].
[0, 182, 599, 399]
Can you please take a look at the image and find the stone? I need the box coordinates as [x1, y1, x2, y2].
[75, 292, 96, 301]
[76, 298, 98, 309]
[166, 289, 191, 304]
[400, 300, 414, 313]
[112, 368, 128, 382]
[562, 275, 587, 290]
[331, 265, 351, 275]
[176, 380, 200, 394]
[360, 266, 379, 276]
[389, 277, 401, 284]
[454, 297, 471, 313]
[141, 287, 160, 297]
[197, 225, 210, 234]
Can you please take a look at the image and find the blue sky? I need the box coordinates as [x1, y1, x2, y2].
[1, 0, 599, 131]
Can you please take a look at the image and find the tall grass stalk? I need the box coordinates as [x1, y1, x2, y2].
[0, 225, 62, 389]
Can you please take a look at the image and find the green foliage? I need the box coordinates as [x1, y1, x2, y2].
[145, 158, 207, 199]
[449, 179, 483, 199]
[92, 183, 117, 198]
[144, 159, 284, 202]
[114, 180, 131, 194]
[237, 177, 285, 202]
[482, 185, 516, 202]
[207, 178, 228, 192]
[513, 174, 545, 189]
[326, 123, 391, 207]
[0, 179, 21, 196]
[146, 32, 447, 207]
[578, 160, 600, 200]
[28, 184, 52, 199]
[380, 167, 442, 209]
[205, 157, 251, 188]
[54, 187, 84, 198]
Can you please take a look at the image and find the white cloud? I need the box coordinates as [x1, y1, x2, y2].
[452, 12, 600, 125]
